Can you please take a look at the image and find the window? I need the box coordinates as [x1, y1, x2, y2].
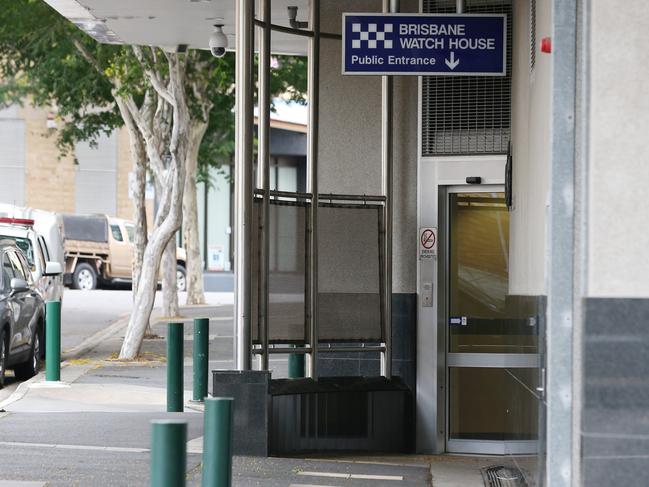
[8, 250, 27, 281]
[0, 235, 34, 269]
[35, 237, 47, 271]
[38, 236, 51, 261]
[14, 251, 33, 285]
[1, 253, 14, 291]
[110, 224, 124, 242]
[124, 224, 135, 243]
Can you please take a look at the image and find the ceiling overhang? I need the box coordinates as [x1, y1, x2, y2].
[43, 0, 311, 55]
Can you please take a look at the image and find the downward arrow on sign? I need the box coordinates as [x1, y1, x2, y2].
[445, 51, 460, 70]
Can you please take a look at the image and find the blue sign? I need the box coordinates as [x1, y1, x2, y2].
[342, 13, 506, 76]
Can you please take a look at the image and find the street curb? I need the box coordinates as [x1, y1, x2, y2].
[0, 372, 43, 410]
[0, 302, 228, 411]
[61, 313, 131, 362]
[58, 302, 228, 364]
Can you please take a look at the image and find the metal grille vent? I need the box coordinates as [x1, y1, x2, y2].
[481, 465, 527, 487]
[530, 0, 536, 71]
[421, 0, 513, 155]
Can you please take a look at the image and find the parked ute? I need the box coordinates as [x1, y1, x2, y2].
[63, 214, 187, 291]
[0, 218, 65, 302]
[0, 241, 48, 386]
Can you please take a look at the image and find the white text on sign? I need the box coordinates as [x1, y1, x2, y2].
[398, 23, 496, 51]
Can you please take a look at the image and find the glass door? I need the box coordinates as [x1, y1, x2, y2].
[445, 190, 538, 455]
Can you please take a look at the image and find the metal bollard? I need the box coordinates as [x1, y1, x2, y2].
[201, 397, 234, 487]
[151, 419, 187, 487]
[45, 300, 61, 382]
[288, 344, 305, 379]
[192, 318, 209, 402]
[167, 322, 184, 412]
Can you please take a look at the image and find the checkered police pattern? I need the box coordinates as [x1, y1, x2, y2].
[351, 23, 394, 49]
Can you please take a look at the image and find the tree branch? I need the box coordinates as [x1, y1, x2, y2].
[73, 39, 107, 80]
[132, 45, 174, 106]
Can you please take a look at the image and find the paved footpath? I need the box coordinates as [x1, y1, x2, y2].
[0, 299, 498, 487]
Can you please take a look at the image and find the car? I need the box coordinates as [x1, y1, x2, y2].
[63, 214, 187, 291]
[0, 241, 47, 387]
[0, 218, 65, 302]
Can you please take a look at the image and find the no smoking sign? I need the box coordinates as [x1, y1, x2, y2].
[419, 227, 437, 259]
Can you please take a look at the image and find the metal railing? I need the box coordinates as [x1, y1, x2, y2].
[235, 0, 395, 379]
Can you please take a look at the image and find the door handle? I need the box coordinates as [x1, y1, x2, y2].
[536, 367, 546, 395]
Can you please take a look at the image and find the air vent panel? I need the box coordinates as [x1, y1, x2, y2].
[421, 0, 513, 156]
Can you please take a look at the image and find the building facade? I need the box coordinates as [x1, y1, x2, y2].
[40, 0, 649, 485]
[0, 101, 306, 277]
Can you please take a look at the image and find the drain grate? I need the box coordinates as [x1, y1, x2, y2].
[481, 465, 527, 487]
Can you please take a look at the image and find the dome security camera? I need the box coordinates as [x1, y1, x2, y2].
[209, 25, 228, 58]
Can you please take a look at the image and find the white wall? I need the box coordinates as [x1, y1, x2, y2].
[75, 132, 118, 216]
[508, 0, 551, 297]
[587, 1, 649, 298]
[206, 165, 232, 272]
[0, 107, 26, 207]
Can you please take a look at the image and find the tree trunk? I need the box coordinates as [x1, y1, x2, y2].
[119, 53, 189, 360]
[129, 129, 155, 336]
[120, 218, 175, 358]
[132, 145, 148, 298]
[114, 97, 149, 297]
[183, 121, 208, 305]
[161, 234, 179, 317]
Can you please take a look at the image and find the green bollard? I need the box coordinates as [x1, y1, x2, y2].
[287, 344, 305, 379]
[151, 419, 187, 487]
[167, 322, 184, 412]
[202, 397, 234, 487]
[192, 318, 209, 402]
[45, 300, 61, 382]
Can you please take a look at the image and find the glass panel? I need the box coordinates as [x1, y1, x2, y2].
[268, 202, 307, 343]
[2, 254, 14, 291]
[317, 204, 383, 342]
[449, 367, 538, 441]
[110, 224, 123, 242]
[448, 192, 536, 354]
[124, 224, 135, 243]
[0, 235, 34, 268]
[251, 199, 308, 344]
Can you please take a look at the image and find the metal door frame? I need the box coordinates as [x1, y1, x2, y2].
[440, 185, 538, 455]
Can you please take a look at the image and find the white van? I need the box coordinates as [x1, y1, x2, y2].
[0, 205, 65, 265]
[0, 206, 65, 302]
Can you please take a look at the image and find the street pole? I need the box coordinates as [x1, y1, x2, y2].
[151, 420, 187, 487]
[306, 0, 320, 380]
[45, 300, 61, 382]
[234, 0, 254, 372]
[167, 322, 184, 412]
[201, 397, 234, 487]
[192, 318, 209, 402]
[380, 0, 397, 379]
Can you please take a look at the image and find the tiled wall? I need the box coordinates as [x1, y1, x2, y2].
[582, 299, 649, 486]
[317, 293, 417, 395]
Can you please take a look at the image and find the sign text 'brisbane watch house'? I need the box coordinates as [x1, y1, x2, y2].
[342, 13, 507, 76]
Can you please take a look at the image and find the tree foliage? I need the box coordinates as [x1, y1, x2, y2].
[0, 0, 307, 170]
[0, 0, 122, 156]
[0, 0, 308, 355]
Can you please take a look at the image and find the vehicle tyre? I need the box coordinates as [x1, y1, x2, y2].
[14, 325, 42, 381]
[177, 265, 187, 292]
[0, 328, 7, 388]
[72, 263, 97, 291]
